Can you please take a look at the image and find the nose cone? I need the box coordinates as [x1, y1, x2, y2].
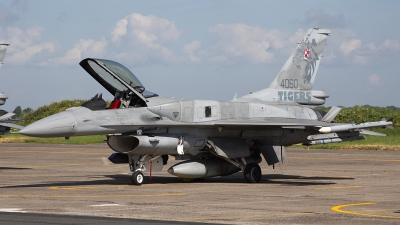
[19, 111, 77, 137]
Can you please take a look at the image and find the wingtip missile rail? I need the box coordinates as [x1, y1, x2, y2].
[318, 120, 393, 134]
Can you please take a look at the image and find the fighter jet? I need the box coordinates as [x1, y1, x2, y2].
[0, 41, 25, 135]
[20, 28, 393, 185]
[0, 97, 24, 135]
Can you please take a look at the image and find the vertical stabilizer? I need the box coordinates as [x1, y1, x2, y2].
[237, 28, 330, 105]
[0, 40, 9, 68]
[268, 28, 330, 91]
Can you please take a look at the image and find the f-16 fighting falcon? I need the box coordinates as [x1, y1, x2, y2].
[0, 92, 24, 135]
[20, 28, 393, 185]
[0, 40, 25, 135]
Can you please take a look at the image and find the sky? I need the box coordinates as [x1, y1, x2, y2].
[0, 0, 400, 112]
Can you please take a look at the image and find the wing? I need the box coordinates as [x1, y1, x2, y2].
[101, 117, 393, 136]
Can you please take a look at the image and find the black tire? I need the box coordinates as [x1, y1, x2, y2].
[243, 163, 262, 183]
[131, 171, 144, 185]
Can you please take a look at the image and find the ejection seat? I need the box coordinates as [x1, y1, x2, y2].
[81, 93, 107, 111]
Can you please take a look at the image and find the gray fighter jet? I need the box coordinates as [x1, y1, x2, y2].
[20, 28, 393, 185]
[0, 94, 24, 135]
[0, 41, 25, 135]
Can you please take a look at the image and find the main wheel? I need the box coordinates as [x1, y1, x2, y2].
[131, 171, 144, 185]
[243, 163, 262, 183]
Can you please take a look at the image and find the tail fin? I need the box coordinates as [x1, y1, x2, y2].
[0, 40, 9, 68]
[268, 27, 330, 91]
[321, 106, 341, 123]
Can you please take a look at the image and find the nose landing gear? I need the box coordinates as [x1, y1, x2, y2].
[131, 171, 144, 185]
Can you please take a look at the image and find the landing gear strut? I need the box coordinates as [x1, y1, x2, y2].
[128, 154, 162, 185]
[243, 163, 262, 183]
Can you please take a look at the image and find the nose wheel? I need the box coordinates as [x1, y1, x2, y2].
[131, 171, 144, 185]
[243, 163, 262, 183]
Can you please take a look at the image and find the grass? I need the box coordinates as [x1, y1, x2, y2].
[0, 133, 106, 145]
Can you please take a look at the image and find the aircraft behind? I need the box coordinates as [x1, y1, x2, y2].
[20, 28, 393, 185]
[0, 40, 25, 135]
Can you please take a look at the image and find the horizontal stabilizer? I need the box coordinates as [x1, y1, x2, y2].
[0, 123, 25, 130]
[0, 40, 9, 67]
[321, 106, 341, 123]
[0, 112, 14, 121]
[359, 129, 387, 136]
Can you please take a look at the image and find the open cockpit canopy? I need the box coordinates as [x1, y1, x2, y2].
[80, 58, 158, 107]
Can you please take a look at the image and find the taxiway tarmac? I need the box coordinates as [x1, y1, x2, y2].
[0, 143, 399, 224]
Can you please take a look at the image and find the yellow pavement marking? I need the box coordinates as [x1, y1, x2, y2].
[0, 192, 186, 198]
[315, 185, 362, 190]
[331, 202, 400, 219]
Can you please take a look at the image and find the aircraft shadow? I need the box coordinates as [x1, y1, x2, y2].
[193, 173, 350, 186]
[260, 174, 354, 186]
[1, 173, 354, 188]
[0, 167, 31, 170]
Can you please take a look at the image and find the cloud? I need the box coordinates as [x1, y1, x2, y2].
[110, 13, 181, 65]
[340, 39, 362, 55]
[43, 38, 107, 66]
[380, 39, 400, 51]
[183, 40, 202, 63]
[367, 74, 381, 86]
[110, 17, 306, 66]
[111, 18, 127, 42]
[303, 9, 347, 29]
[207, 23, 289, 64]
[323, 27, 400, 66]
[8, 42, 54, 64]
[288, 28, 306, 46]
[111, 13, 180, 43]
[2, 26, 55, 65]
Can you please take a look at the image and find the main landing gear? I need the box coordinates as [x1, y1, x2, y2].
[206, 144, 263, 183]
[243, 163, 262, 183]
